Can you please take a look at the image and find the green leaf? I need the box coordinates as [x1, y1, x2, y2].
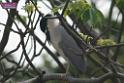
[52, 6, 60, 13]
[79, 33, 93, 43]
[116, 0, 124, 10]
[23, 3, 35, 13]
[66, 0, 91, 21]
[89, 8, 104, 28]
[80, 9, 90, 21]
[15, 15, 27, 23]
[65, 0, 104, 27]
[97, 39, 116, 46]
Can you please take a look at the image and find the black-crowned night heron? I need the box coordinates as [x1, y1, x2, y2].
[40, 14, 87, 73]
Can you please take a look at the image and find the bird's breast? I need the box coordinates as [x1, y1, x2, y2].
[49, 28, 61, 45]
[49, 28, 67, 59]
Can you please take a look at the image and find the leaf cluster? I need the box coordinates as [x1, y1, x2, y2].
[66, 0, 104, 27]
[23, 2, 35, 13]
[97, 39, 116, 46]
[116, 0, 124, 11]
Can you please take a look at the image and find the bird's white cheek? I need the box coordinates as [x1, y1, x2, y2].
[47, 19, 60, 29]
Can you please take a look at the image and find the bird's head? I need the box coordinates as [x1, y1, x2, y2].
[40, 14, 60, 31]
[40, 14, 52, 42]
[40, 14, 52, 33]
[40, 14, 60, 42]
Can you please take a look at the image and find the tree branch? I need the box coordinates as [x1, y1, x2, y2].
[18, 72, 124, 83]
[0, 9, 17, 56]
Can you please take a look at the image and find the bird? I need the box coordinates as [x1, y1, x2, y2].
[40, 14, 87, 73]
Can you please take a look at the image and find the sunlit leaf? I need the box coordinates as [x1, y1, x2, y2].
[23, 2, 35, 13]
[97, 39, 116, 46]
[79, 33, 93, 43]
[66, 0, 91, 21]
[65, 0, 104, 26]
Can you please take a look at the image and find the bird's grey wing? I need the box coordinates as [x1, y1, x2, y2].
[58, 26, 87, 73]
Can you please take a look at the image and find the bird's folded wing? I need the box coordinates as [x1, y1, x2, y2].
[53, 25, 87, 73]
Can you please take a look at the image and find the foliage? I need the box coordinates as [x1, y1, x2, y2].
[66, 0, 104, 27]
[97, 38, 116, 46]
[79, 32, 93, 43]
[116, 0, 124, 11]
[15, 15, 27, 23]
[23, 2, 35, 13]
[52, 0, 104, 28]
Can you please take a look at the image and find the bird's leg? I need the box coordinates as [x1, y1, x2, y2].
[65, 62, 70, 75]
[66, 63, 80, 77]
[63, 62, 70, 83]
